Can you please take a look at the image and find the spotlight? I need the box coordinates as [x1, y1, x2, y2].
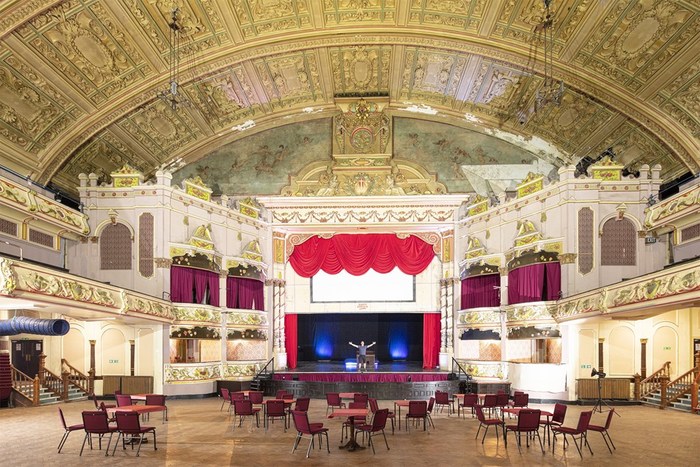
[591, 368, 606, 378]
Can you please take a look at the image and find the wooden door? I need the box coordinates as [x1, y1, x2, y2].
[11, 340, 42, 377]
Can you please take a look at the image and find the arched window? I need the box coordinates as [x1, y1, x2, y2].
[601, 217, 636, 266]
[100, 223, 132, 270]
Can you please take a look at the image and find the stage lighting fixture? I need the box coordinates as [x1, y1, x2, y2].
[591, 368, 606, 378]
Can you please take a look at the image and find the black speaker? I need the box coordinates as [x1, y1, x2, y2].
[447, 372, 458, 380]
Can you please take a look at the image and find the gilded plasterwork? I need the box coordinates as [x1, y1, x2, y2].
[165, 363, 222, 382]
[223, 361, 263, 378]
[408, 0, 484, 32]
[174, 306, 222, 324]
[233, 0, 312, 38]
[645, 184, 700, 229]
[323, 0, 395, 24]
[330, 46, 390, 95]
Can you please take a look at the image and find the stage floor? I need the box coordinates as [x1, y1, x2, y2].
[283, 360, 444, 373]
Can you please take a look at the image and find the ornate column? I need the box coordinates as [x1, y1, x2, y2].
[88, 340, 96, 395]
[270, 278, 287, 370]
[438, 230, 455, 370]
[598, 338, 605, 373]
[640, 338, 648, 379]
[129, 340, 135, 376]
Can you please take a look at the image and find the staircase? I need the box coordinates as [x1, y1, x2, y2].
[23, 386, 61, 405]
[66, 384, 89, 402]
[8, 358, 90, 406]
[639, 354, 700, 414]
[670, 389, 700, 413]
[251, 357, 274, 394]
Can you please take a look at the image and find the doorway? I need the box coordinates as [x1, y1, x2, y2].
[11, 340, 43, 377]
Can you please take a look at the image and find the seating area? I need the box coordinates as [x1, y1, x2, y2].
[9, 388, 692, 464]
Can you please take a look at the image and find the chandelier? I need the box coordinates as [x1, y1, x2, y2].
[158, 7, 188, 111]
[533, 0, 564, 112]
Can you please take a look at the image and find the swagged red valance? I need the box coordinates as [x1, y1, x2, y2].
[288, 233, 436, 277]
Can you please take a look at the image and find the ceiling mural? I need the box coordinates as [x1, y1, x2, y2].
[0, 0, 698, 199]
[172, 119, 332, 196]
[393, 117, 557, 195]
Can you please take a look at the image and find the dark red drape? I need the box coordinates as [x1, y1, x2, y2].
[208, 272, 220, 307]
[289, 234, 435, 277]
[460, 274, 500, 309]
[170, 266, 194, 303]
[508, 262, 561, 305]
[545, 262, 561, 301]
[226, 277, 264, 311]
[285, 314, 298, 369]
[193, 269, 209, 304]
[422, 313, 441, 369]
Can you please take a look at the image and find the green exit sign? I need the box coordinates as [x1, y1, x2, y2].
[663, 346, 671, 351]
[109, 359, 119, 363]
[580, 364, 591, 369]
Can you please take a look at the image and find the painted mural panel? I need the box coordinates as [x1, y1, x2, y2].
[172, 119, 332, 196]
[393, 117, 556, 194]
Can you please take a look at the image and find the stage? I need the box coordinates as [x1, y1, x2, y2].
[268, 360, 457, 399]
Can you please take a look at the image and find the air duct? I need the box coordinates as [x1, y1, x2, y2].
[0, 316, 70, 336]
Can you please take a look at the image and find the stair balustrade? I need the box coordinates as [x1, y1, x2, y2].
[61, 358, 90, 395]
[11, 365, 39, 406]
[635, 361, 671, 400]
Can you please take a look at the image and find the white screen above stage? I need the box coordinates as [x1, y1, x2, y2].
[311, 268, 415, 303]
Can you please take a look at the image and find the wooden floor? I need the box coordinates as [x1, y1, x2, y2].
[1, 397, 698, 466]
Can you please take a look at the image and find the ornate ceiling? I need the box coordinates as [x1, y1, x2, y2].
[0, 0, 699, 198]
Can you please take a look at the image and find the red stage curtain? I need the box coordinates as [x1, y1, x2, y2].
[423, 313, 441, 369]
[460, 274, 500, 309]
[544, 262, 561, 301]
[288, 234, 435, 277]
[285, 314, 298, 369]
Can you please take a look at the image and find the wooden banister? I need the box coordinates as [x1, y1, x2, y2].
[11, 365, 39, 406]
[61, 358, 90, 395]
[690, 371, 700, 414]
[636, 361, 671, 400]
[39, 366, 63, 399]
[664, 363, 700, 407]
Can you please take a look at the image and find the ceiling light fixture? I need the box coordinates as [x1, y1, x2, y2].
[533, 0, 564, 113]
[158, 6, 188, 111]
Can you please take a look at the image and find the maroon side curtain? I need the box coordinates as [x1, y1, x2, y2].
[170, 266, 194, 303]
[285, 314, 298, 369]
[226, 277, 264, 310]
[208, 272, 220, 307]
[423, 313, 441, 369]
[289, 233, 435, 277]
[460, 274, 500, 309]
[226, 277, 239, 309]
[545, 262, 562, 301]
[508, 262, 561, 305]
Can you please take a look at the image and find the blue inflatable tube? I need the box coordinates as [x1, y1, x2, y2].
[0, 316, 70, 336]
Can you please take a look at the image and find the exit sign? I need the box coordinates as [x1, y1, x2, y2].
[109, 359, 119, 363]
[663, 346, 671, 351]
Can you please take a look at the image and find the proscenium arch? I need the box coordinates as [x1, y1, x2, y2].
[35, 29, 698, 187]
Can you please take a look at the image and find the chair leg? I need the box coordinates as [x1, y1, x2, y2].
[536, 430, 545, 454]
[292, 432, 302, 453]
[584, 433, 594, 455]
[57, 431, 69, 453]
[481, 425, 489, 444]
[571, 435, 583, 458]
[603, 430, 616, 452]
[475, 423, 482, 440]
[306, 436, 314, 458]
[104, 432, 114, 457]
[80, 433, 89, 456]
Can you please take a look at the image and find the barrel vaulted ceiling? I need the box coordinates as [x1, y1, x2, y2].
[0, 0, 699, 198]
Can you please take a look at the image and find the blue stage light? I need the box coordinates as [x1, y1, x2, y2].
[315, 334, 334, 359]
[388, 323, 408, 359]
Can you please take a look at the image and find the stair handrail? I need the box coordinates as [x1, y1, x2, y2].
[690, 369, 700, 414]
[254, 357, 274, 380]
[664, 365, 699, 405]
[638, 361, 671, 399]
[11, 365, 39, 406]
[451, 357, 472, 382]
[61, 358, 90, 395]
[39, 366, 63, 399]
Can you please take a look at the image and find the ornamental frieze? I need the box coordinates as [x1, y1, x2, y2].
[0, 258, 17, 295]
[174, 306, 222, 324]
[164, 363, 222, 383]
[644, 184, 699, 229]
[505, 304, 557, 323]
[18, 271, 117, 307]
[454, 360, 505, 379]
[226, 311, 268, 327]
[458, 309, 501, 326]
[271, 207, 457, 225]
[610, 269, 700, 308]
[123, 293, 174, 320]
[223, 362, 264, 379]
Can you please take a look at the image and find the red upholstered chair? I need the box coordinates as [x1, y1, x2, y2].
[92, 393, 115, 410]
[355, 408, 390, 454]
[291, 410, 330, 458]
[294, 397, 310, 412]
[57, 407, 84, 453]
[233, 399, 260, 430]
[405, 400, 429, 432]
[248, 391, 264, 409]
[98, 402, 116, 423]
[474, 405, 503, 444]
[325, 392, 345, 415]
[458, 393, 479, 418]
[111, 411, 157, 457]
[505, 408, 544, 454]
[220, 388, 231, 412]
[80, 410, 118, 456]
[434, 390, 454, 415]
[552, 410, 593, 458]
[281, 393, 294, 400]
[353, 393, 369, 406]
[482, 394, 498, 418]
[509, 393, 529, 410]
[115, 394, 132, 407]
[342, 402, 367, 440]
[145, 394, 168, 422]
[265, 399, 288, 431]
[496, 393, 509, 417]
[587, 408, 616, 454]
[369, 397, 395, 434]
[230, 391, 245, 402]
[276, 390, 288, 399]
[540, 403, 567, 444]
[426, 397, 436, 428]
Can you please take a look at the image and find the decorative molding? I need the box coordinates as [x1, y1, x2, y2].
[164, 363, 222, 383]
[0, 257, 17, 295]
[645, 184, 700, 229]
[504, 303, 557, 324]
[225, 310, 268, 326]
[516, 173, 545, 198]
[457, 308, 502, 327]
[222, 361, 264, 379]
[174, 305, 222, 325]
[559, 253, 577, 264]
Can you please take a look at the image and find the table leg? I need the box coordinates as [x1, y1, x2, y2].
[339, 416, 365, 451]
